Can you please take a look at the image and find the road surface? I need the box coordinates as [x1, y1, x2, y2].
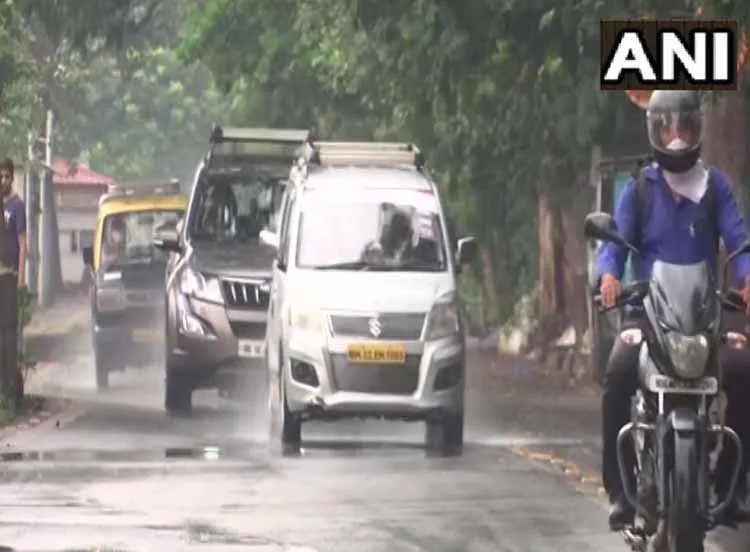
[0, 322, 744, 550]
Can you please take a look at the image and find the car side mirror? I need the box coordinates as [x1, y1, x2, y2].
[153, 227, 182, 253]
[82, 245, 93, 266]
[456, 236, 477, 265]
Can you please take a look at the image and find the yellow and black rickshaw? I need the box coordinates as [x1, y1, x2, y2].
[82, 180, 187, 390]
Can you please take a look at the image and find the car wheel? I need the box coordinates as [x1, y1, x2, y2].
[270, 351, 301, 452]
[165, 366, 193, 415]
[425, 408, 464, 457]
[93, 341, 109, 391]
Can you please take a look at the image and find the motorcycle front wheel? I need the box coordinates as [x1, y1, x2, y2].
[667, 430, 705, 552]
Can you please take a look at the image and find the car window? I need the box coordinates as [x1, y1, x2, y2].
[295, 189, 447, 272]
[100, 209, 183, 270]
[188, 175, 286, 242]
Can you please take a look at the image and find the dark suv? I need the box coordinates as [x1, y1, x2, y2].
[152, 125, 311, 414]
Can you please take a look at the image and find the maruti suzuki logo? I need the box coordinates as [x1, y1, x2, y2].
[368, 317, 382, 337]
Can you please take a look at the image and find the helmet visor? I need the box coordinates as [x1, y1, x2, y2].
[647, 108, 703, 154]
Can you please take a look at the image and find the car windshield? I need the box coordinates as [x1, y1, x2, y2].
[100, 209, 183, 269]
[188, 174, 286, 242]
[296, 189, 447, 271]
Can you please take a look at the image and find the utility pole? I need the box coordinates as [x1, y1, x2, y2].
[38, 109, 53, 307]
[25, 132, 39, 295]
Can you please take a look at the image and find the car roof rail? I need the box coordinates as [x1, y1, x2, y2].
[206, 125, 316, 167]
[99, 179, 181, 206]
[296, 140, 425, 173]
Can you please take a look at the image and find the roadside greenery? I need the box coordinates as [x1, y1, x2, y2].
[0, 0, 749, 340]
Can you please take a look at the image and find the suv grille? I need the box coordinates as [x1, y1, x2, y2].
[329, 313, 425, 340]
[330, 354, 421, 395]
[221, 279, 269, 310]
[229, 321, 266, 339]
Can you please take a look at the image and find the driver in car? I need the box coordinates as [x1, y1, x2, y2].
[101, 215, 127, 268]
[596, 90, 750, 530]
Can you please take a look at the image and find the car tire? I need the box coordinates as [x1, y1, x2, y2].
[425, 408, 464, 456]
[93, 341, 109, 391]
[269, 352, 302, 452]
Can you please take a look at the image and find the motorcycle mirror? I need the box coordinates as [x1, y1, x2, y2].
[583, 212, 639, 254]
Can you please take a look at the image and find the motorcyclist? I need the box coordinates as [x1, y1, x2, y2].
[596, 89, 750, 530]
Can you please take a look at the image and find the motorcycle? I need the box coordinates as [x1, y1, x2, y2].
[584, 211, 750, 552]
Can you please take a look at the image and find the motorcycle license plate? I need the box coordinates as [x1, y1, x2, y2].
[646, 374, 718, 395]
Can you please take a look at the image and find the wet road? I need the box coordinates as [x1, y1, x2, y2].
[0, 344, 639, 552]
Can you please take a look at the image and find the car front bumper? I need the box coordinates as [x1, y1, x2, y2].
[282, 331, 465, 421]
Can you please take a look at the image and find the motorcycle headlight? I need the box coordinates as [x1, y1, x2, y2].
[179, 267, 224, 304]
[425, 296, 461, 340]
[665, 332, 710, 379]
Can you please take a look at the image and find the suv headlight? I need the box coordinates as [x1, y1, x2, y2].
[665, 332, 710, 379]
[179, 267, 224, 304]
[425, 296, 460, 340]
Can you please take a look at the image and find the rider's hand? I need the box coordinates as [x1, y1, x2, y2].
[742, 277, 750, 315]
[600, 273, 621, 309]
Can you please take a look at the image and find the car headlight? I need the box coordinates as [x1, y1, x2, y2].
[288, 305, 324, 334]
[426, 296, 460, 340]
[179, 267, 224, 304]
[665, 332, 710, 379]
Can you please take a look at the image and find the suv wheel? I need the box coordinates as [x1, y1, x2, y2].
[165, 367, 192, 415]
[425, 408, 464, 456]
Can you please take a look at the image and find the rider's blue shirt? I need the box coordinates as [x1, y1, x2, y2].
[596, 164, 750, 285]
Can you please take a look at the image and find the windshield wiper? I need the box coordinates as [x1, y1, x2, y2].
[311, 261, 371, 270]
[367, 263, 442, 272]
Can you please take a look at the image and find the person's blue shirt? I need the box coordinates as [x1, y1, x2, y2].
[596, 164, 750, 285]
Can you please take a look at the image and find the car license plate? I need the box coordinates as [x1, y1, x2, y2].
[132, 328, 158, 342]
[647, 374, 718, 395]
[238, 339, 265, 358]
[346, 344, 406, 363]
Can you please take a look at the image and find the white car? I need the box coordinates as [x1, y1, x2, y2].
[263, 140, 477, 455]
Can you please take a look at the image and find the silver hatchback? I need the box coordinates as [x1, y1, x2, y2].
[264, 144, 476, 455]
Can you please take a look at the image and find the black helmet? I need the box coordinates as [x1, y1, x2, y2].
[646, 90, 703, 174]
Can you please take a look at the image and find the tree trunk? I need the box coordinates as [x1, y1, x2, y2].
[703, 91, 745, 187]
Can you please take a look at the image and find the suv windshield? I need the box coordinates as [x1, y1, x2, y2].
[296, 189, 447, 272]
[188, 174, 285, 242]
[100, 209, 183, 269]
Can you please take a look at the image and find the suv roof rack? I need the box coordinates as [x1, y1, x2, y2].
[298, 140, 424, 171]
[207, 125, 315, 167]
[99, 179, 182, 206]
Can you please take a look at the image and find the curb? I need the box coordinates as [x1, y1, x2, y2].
[0, 398, 78, 443]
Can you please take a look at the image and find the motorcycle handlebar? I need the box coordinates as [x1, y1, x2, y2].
[592, 282, 747, 312]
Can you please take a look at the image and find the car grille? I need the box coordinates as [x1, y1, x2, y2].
[330, 354, 421, 395]
[229, 321, 266, 339]
[328, 313, 426, 340]
[221, 279, 270, 310]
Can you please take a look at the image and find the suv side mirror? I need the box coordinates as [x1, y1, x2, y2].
[456, 236, 477, 265]
[82, 245, 93, 266]
[260, 229, 280, 250]
[153, 227, 182, 253]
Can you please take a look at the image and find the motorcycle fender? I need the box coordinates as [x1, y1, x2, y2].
[664, 408, 710, 516]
